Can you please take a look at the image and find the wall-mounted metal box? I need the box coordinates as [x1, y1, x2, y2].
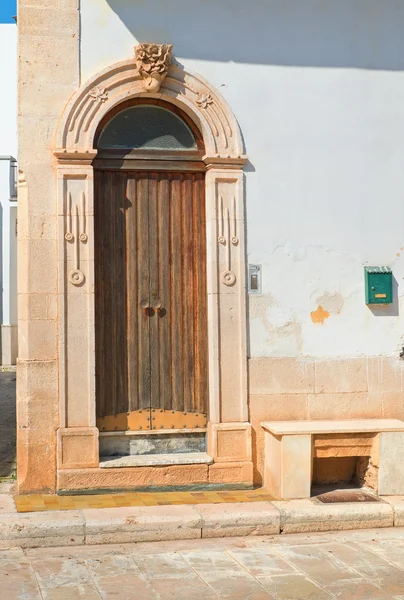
[364, 266, 392, 305]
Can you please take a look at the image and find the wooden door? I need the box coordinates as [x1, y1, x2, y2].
[94, 170, 208, 432]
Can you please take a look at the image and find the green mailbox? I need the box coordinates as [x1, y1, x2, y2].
[364, 266, 392, 305]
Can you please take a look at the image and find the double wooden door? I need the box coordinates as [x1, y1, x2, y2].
[94, 170, 208, 432]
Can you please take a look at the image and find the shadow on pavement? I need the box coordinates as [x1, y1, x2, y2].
[0, 371, 16, 478]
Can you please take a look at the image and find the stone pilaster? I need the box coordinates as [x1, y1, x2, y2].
[17, 0, 80, 493]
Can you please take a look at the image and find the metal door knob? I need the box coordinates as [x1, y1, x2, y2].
[152, 300, 162, 310]
[140, 299, 149, 309]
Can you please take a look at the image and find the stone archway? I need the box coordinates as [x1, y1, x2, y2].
[54, 46, 252, 490]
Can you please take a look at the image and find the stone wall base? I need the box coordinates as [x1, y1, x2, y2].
[57, 460, 254, 492]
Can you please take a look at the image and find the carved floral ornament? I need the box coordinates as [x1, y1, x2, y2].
[196, 93, 213, 109]
[89, 87, 108, 103]
[134, 43, 173, 93]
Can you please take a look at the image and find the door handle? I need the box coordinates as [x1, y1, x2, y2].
[140, 300, 163, 315]
[140, 299, 151, 317]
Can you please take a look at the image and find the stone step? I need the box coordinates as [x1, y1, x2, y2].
[99, 431, 206, 457]
[99, 452, 213, 468]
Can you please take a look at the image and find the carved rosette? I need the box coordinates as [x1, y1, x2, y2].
[135, 43, 173, 93]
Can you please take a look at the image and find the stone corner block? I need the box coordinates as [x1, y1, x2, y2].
[195, 501, 280, 538]
[57, 427, 99, 470]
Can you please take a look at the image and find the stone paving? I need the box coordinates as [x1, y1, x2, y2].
[2, 528, 404, 599]
[0, 371, 16, 478]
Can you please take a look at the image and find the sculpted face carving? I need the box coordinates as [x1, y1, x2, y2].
[135, 43, 173, 92]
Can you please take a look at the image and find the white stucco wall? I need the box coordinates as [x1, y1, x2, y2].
[80, 0, 404, 359]
[0, 23, 18, 363]
[0, 24, 17, 157]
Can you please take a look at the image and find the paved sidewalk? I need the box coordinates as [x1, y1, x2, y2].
[3, 528, 404, 599]
[0, 371, 16, 478]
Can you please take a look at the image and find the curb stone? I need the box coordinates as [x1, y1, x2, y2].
[0, 497, 400, 548]
[272, 499, 393, 534]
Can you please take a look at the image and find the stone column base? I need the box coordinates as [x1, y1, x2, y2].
[208, 422, 252, 462]
[57, 427, 99, 469]
[207, 422, 253, 486]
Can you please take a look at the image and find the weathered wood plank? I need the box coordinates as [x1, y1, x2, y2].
[126, 174, 139, 412]
[157, 173, 172, 411]
[182, 175, 195, 413]
[194, 174, 208, 415]
[114, 171, 128, 415]
[137, 173, 151, 410]
[94, 169, 105, 417]
[170, 173, 184, 412]
[148, 172, 160, 417]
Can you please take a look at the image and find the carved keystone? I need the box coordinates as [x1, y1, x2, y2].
[134, 43, 173, 92]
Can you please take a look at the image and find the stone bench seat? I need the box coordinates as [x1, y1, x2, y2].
[261, 419, 404, 500]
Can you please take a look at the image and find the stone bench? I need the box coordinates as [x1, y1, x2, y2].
[261, 419, 404, 499]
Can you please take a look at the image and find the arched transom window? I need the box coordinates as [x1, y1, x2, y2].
[97, 104, 198, 150]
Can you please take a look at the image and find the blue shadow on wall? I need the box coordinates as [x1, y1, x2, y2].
[105, 0, 404, 70]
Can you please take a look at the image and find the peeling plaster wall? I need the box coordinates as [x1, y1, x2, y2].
[80, 0, 404, 360]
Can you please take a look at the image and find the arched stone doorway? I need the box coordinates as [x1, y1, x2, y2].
[94, 99, 209, 452]
[54, 48, 252, 490]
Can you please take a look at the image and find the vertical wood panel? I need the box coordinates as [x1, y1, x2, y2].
[137, 173, 151, 410]
[157, 173, 172, 411]
[126, 175, 139, 412]
[194, 174, 209, 415]
[170, 174, 184, 412]
[94, 169, 105, 417]
[114, 172, 128, 414]
[182, 175, 195, 412]
[104, 171, 115, 415]
[149, 173, 160, 413]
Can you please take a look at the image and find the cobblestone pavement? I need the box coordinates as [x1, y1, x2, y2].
[3, 528, 404, 599]
[0, 371, 16, 478]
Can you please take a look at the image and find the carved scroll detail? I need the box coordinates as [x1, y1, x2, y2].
[219, 196, 237, 287]
[134, 43, 173, 93]
[66, 192, 87, 286]
[231, 197, 238, 245]
[218, 196, 225, 244]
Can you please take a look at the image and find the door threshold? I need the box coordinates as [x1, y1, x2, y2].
[99, 428, 207, 437]
[99, 452, 213, 468]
